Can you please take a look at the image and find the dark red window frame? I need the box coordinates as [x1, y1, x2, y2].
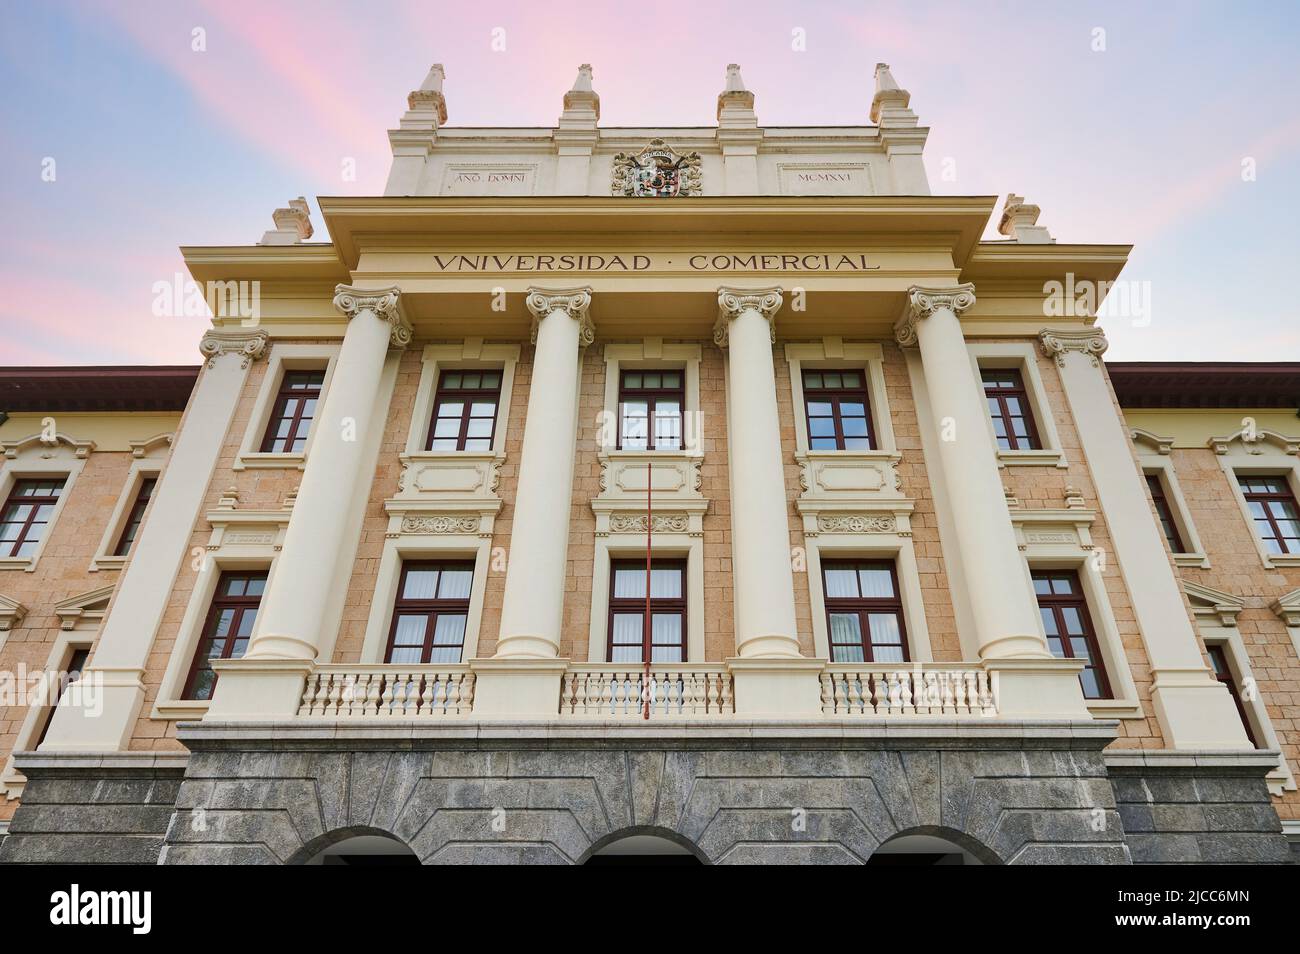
[0, 477, 66, 559]
[260, 369, 324, 454]
[802, 369, 875, 451]
[821, 560, 909, 664]
[617, 369, 684, 451]
[425, 370, 502, 452]
[182, 570, 267, 701]
[34, 648, 90, 748]
[1032, 569, 1111, 699]
[981, 367, 1041, 451]
[112, 476, 157, 557]
[1238, 475, 1300, 555]
[1145, 473, 1186, 553]
[607, 559, 687, 663]
[384, 561, 475, 664]
[1206, 644, 1258, 748]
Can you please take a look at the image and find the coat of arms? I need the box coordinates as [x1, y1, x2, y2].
[611, 139, 702, 197]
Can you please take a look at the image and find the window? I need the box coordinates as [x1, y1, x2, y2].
[1032, 570, 1110, 699]
[183, 571, 267, 701]
[802, 370, 874, 450]
[426, 370, 502, 451]
[0, 478, 66, 558]
[1146, 473, 1185, 553]
[821, 560, 908, 663]
[617, 370, 683, 450]
[981, 368, 1040, 451]
[34, 649, 90, 748]
[112, 476, 157, 557]
[1238, 475, 1300, 555]
[607, 559, 686, 663]
[385, 562, 474, 663]
[260, 370, 324, 453]
[1206, 644, 1258, 748]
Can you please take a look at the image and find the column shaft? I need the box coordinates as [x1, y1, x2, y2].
[495, 287, 592, 658]
[717, 288, 800, 658]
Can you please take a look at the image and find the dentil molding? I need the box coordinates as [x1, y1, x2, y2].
[333, 284, 412, 348]
[713, 286, 784, 346]
[894, 283, 976, 346]
[525, 286, 594, 345]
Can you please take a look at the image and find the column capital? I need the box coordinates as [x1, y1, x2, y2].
[714, 286, 783, 346]
[525, 286, 594, 345]
[1039, 327, 1109, 367]
[333, 284, 412, 348]
[894, 283, 976, 346]
[198, 329, 269, 369]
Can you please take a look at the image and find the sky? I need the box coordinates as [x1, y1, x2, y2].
[1, 0, 1298, 366]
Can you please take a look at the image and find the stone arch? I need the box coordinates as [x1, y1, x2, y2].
[286, 825, 418, 866]
[867, 825, 1004, 866]
[577, 825, 710, 865]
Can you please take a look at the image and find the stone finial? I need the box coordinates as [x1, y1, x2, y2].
[404, 63, 448, 126]
[259, 197, 312, 245]
[717, 63, 757, 124]
[560, 63, 600, 125]
[871, 62, 916, 126]
[998, 194, 1055, 244]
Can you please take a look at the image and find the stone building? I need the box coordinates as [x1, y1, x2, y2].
[0, 63, 1296, 865]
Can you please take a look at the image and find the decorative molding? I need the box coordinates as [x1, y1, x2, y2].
[53, 584, 115, 631]
[816, 513, 898, 534]
[1184, 581, 1245, 628]
[610, 139, 702, 197]
[0, 594, 27, 632]
[607, 513, 690, 535]
[894, 283, 976, 346]
[714, 286, 783, 346]
[1, 432, 95, 460]
[525, 286, 594, 345]
[128, 433, 173, 459]
[399, 514, 480, 535]
[1207, 428, 1299, 457]
[198, 329, 269, 369]
[1271, 589, 1300, 628]
[1130, 427, 1174, 456]
[1038, 327, 1109, 367]
[333, 284, 411, 348]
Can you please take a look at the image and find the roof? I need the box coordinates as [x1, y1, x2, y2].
[0, 366, 199, 413]
[1108, 362, 1300, 409]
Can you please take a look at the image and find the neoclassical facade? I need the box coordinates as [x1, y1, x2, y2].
[0, 63, 1296, 865]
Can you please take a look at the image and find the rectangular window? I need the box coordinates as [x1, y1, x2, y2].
[618, 370, 684, 450]
[802, 369, 874, 450]
[1032, 570, 1111, 700]
[1238, 475, 1300, 555]
[1206, 644, 1258, 748]
[821, 560, 908, 663]
[385, 561, 474, 664]
[260, 370, 324, 453]
[34, 648, 90, 748]
[112, 476, 157, 557]
[183, 571, 267, 701]
[981, 368, 1041, 451]
[0, 478, 66, 558]
[607, 559, 686, 663]
[1145, 473, 1185, 553]
[426, 370, 502, 451]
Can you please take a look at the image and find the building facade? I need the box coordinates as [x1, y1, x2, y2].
[0, 63, 1297, 865]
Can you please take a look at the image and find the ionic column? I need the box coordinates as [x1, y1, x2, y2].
[715, 287, 801, 658]
[40, 330, 268, 749]
[494, 287, 593, 658]
[1041, 328, 1251, 749]
[205, 286, 409, 719]
[897, 285, 1047, 660]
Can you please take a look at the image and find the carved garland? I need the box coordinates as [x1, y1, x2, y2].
[608, 513, 690, 534]
[400, 515, 480, 535]
[816, 513, 897, 534]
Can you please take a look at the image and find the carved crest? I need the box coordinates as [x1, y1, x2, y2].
[611, 139, 702, 197]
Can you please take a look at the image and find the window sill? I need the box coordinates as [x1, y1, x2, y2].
[1086, 699, 1145, 719]
[1265, 553, 1300, 569]
[233, 452, 306, 471]
[152, 699, 210, 721]
[1173, 552, 1210, 569]
[89, 554, 128, 573]
[997, 449, 1067, 469]
[0, 557, 35, 572]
